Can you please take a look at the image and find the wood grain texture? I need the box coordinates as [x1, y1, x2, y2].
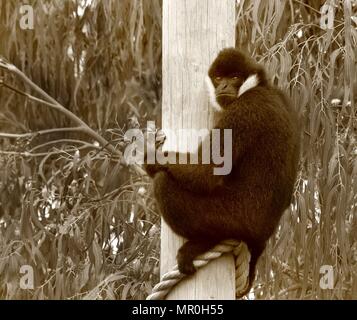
[162, 0, 236, 300]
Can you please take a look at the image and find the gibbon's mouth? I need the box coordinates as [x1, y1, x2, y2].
[216, 93, 236, 98]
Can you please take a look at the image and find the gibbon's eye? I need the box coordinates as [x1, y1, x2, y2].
[232, 76, 239, 80]
[215, 77, 221, 82]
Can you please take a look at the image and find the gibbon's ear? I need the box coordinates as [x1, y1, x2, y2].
[238, 74, 259, 97]
[205, 75, 222, 112]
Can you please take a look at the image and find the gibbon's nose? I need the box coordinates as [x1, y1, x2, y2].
[218, 81, 229, 91]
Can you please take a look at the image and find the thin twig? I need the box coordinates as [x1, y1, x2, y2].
[0, 127, 84, 139]
[29, 139, 102, 153]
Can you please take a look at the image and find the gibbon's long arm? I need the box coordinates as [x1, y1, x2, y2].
[145, 98, 263, 194]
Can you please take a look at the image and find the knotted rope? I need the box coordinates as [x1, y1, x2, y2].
[146, 240, 251, 300]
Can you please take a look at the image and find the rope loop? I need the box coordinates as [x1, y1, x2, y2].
[146, 240, 251, 300]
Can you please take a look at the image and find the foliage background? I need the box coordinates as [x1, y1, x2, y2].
[0, 0, 356, 299]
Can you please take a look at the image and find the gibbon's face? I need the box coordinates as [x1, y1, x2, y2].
[212, 74, 245, 107]
[206, 48, 265, 111]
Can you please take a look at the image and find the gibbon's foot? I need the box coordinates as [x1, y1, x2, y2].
[177, 253, 196, 275]
[177, 240, 216, 275]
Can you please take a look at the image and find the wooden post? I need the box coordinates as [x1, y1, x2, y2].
[161, 0, 236, 299]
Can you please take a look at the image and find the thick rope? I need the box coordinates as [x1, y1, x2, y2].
[146, 240, 251, 300]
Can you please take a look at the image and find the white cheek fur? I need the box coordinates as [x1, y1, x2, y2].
[238, 74, 259, 97]
[205, 75, 222, 112]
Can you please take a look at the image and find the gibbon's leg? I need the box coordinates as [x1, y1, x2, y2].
[248, 244, 265, 286]
[177, 239, 217, 275]
[152, 171, 233, 240]
[153, 171, 267, 289]
[152, 172, 220, 274]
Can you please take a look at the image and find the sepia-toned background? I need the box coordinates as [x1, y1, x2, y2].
[0, 0, 355, 299]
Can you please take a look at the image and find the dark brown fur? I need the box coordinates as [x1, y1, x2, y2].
[145, 48, 300, 297]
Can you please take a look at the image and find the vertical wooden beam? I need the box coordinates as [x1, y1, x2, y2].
[162, 0, 236, 299]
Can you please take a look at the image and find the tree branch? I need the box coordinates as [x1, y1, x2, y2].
[0, 57, 146, 175]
